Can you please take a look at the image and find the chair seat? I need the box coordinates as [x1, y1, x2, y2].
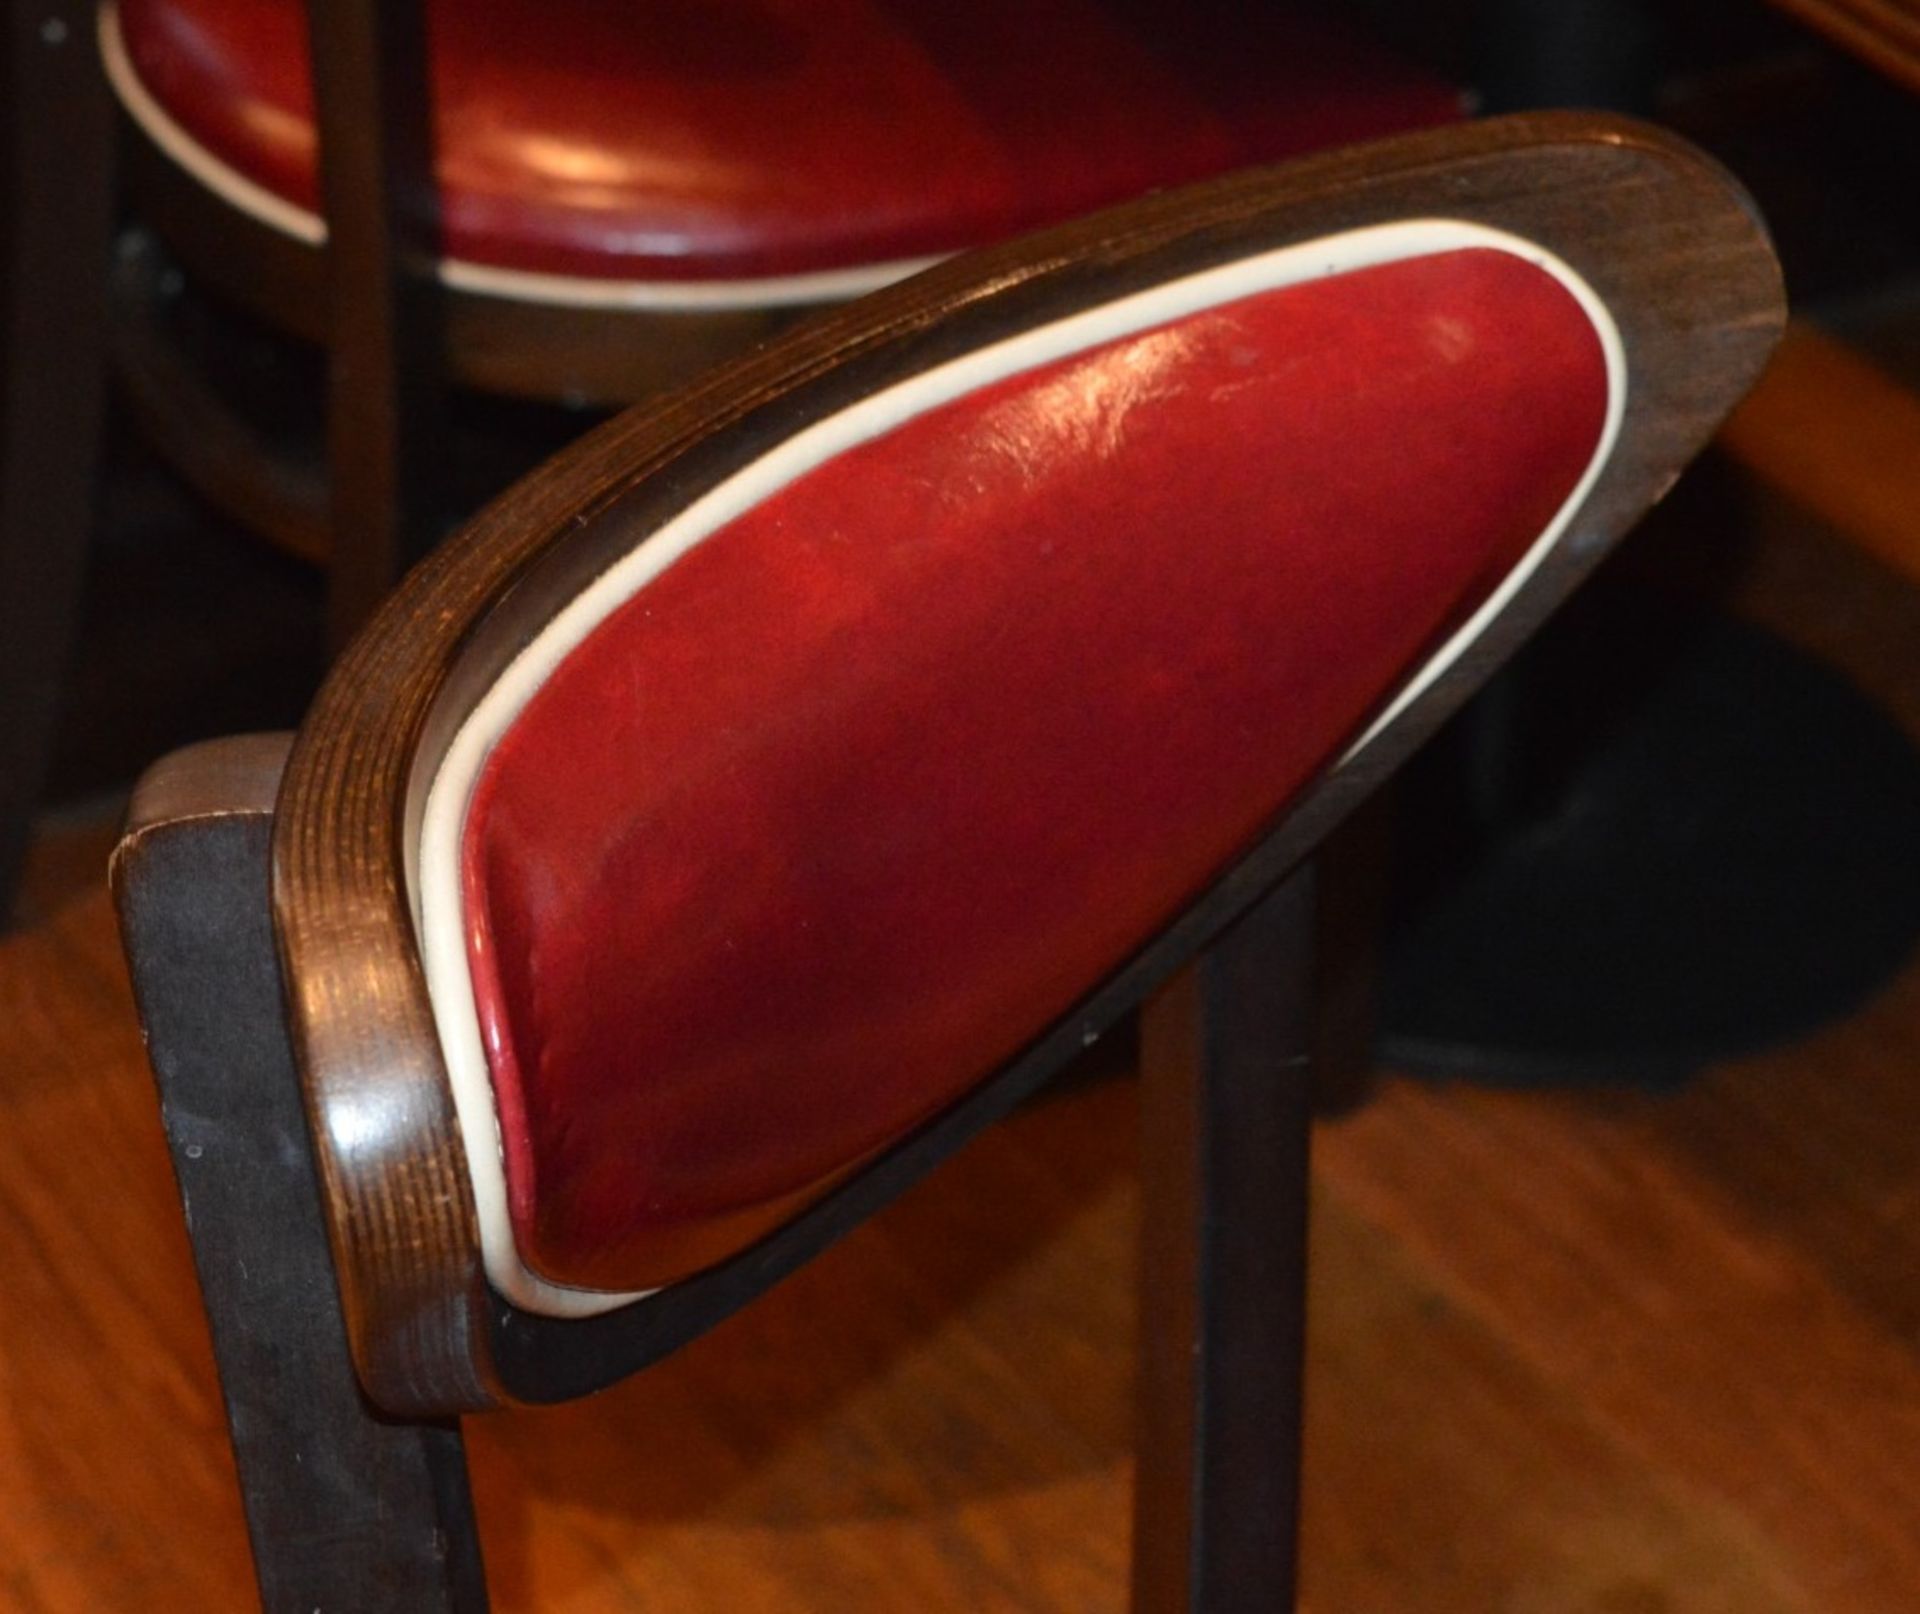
[105, 0, 1461, 296]
[435, 243, 1613, 1299]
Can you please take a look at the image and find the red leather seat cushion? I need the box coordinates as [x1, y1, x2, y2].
[114, 0, 1462, 281]
[461, 247, 1611, 1291]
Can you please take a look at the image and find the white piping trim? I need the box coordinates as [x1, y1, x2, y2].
[100, 1, 325, 247]
[414, 219, 1628, 1317]
[441, 252, 941, 312]
[97, 0, 938, 311]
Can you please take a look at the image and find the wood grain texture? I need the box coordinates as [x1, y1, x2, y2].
[267, 112, 1784, 1418]
[11, 742, 1920, 1609]
[1300, 470, 1920, 1614]
[112, 737, 487, 1613]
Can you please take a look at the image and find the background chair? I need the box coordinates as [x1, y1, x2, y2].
[109, 114, 1782, 1612]
[1367, 0, 1920, 1085]
[0, 0, 1463, 924]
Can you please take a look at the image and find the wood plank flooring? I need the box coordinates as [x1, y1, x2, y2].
[1720, 320, 1920, 591]
[3, 469, 1919, 1609]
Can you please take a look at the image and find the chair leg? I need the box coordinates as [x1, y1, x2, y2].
[1309, 794, 1392, 1117]
[308, 0, 449, 645]
[319, 286, 447, 644]
[0, 0, 114, 922]
[112, 736, 488, 1613]
[1133, 863, 1315, 1614]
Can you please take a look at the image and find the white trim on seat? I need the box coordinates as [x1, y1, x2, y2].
[97, 0, 941, 311]
[412, 218, 1627, 1318]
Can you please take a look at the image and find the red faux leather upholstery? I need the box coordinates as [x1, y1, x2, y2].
[460, 247, 1611, 1292]
[112, 0, 1462, 281]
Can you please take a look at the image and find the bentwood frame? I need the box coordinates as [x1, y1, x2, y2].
[113, 113, 1782, 1612]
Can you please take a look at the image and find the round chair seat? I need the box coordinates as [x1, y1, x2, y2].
[102, 0, 1461, 305]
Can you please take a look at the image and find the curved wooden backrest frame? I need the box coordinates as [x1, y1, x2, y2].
[269, 111, 1783, 1417]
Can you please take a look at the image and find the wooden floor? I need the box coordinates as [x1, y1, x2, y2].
[3, 473, 1920, 1610]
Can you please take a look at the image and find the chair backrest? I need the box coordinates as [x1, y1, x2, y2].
[265, 113, 1782, 1416]
[435, 235, 1608, 1310]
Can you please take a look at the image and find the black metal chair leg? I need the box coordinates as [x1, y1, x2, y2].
[111, 736, 489, 1614]
[0, 0, 115, 923]
[1133, 863, 1315, 1614]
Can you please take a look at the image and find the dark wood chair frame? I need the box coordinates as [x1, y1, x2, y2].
[110, 114, 1781, 1613]
[0, 0, 1644, 913]
[1, 0, 117, 920]
[0, 0, 820, 921]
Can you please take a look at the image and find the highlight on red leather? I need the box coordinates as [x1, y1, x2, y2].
[102, 0, 1462, 292]
[414, 229, 1619, 1312]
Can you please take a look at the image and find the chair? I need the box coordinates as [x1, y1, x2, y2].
[0, 0, 1463, 922]
[109, 114, 1782, 1612]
